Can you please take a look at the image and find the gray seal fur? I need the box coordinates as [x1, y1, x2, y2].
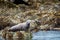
[8, 20, 35, 32]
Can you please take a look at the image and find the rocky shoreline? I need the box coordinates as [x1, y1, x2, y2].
[0, 0, 60, 40]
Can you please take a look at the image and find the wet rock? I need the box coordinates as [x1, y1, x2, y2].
[13, 31, 24, 40]
[2, 30, 7, 39]
[13, 31, 32, 40]
[6, 32, 13, 40]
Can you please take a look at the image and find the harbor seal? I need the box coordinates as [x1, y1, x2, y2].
[8, 20, 35, 32]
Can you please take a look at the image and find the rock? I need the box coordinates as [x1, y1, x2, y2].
[9, 0, 30, 5]
[6, 32, 13, 40]
[13, 31, 24, 40]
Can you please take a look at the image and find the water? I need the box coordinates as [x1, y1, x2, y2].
[32, 31, 60, 40]
[0, 37, 4, 40]
[0, 31, 60, 40]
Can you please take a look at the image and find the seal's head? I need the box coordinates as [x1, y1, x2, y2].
[26, 20, 35, 24]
